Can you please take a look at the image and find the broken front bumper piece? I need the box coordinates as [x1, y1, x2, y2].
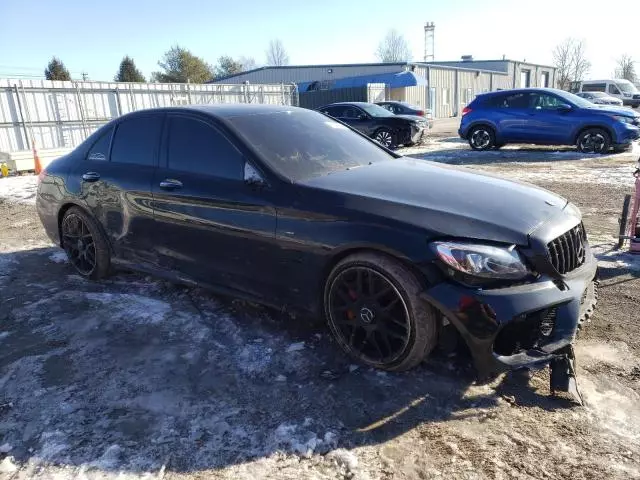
[422, 251, 598, 404]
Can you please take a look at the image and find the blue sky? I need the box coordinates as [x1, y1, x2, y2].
[1, 0, 638, 81]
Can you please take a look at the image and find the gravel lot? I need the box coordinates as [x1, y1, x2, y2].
[1, 137, 639, 480]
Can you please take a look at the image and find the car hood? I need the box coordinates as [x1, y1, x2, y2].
[395, 114, 426, 122]
[301, 158, 569, 245]
[589, 105, 637, 116]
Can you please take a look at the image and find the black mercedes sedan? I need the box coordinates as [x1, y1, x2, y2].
[317, 102, 426, 148]
[36, 104, 596, 396]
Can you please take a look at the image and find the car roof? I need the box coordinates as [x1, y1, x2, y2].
[480, 87, 568, 98]
[322, 102, 374, 106]
[121, 103, 304, 120]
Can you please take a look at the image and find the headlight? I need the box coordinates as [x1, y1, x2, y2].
[624, 93, 632, 97]
[612, 115, 635, 125]
[432, 241, 531, 283]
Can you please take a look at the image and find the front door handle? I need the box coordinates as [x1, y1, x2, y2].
[82, 172, 100, 182]
[159, 179, 183, 190]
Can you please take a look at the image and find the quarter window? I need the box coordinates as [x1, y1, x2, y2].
[582, 83, 606, 92]
[86, 126, 114, 161]
[111, 115, 163, 166]
[167, 116, 243, 180]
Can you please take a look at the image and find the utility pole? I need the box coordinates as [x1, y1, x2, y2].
[81, 72, 88, 81]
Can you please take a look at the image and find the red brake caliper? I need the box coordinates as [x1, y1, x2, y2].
[347, 289, 358, 320]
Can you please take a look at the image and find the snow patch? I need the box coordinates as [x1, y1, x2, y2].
[49, 250, 68, 263]
[286, 341, 305, 353]
[0, 456, 18, 473]
[593, 248, 640, 271]
[327, 448, 358, 472]
[0, 331, 10, 342]
[272, 422, 338, 457]
[84, 292, 171, 324]
[237, 343, 273, 375]
[0, 175, 38, 204]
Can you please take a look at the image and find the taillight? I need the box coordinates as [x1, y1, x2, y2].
[462, 107, 472, 116]
[416, 110, 424, 116]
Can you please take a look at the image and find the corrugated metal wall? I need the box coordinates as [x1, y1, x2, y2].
[0, 79, 297, 153]
[211, 64, 407, 85]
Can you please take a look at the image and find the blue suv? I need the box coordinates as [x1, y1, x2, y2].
[459, 88, 640, 153]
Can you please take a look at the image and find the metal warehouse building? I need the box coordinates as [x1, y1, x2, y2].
[212, 58, 557, 118]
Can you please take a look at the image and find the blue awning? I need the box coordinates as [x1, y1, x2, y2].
[297, 70, 427, 92]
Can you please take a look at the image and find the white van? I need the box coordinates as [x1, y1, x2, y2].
[574, 79, 640, 108]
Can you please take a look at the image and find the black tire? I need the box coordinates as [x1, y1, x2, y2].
[468, 125, 495, 151]
[324, 252, 438, 371]
[618, 194, 632, 249]
[61, 207, 111, 280]
[373, 128, 394, 149]
[576, 128, 611, 154]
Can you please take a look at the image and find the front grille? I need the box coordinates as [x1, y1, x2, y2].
[633, 94, 640, 100]
[547, 223, 587, 275]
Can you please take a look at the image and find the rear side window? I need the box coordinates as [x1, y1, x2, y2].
[167, 116, 243, 180]
[111, 115, 163, 166]
[582, 83, 606, 92]
[86, 126, 114, 161]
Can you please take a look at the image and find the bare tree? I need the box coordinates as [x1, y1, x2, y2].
[265, 39, 290, 66]
[615, 54, 637, 82]
[553, 38, 591, 90]
[238, 56, 258, 71]
[375, 29, 412, 63]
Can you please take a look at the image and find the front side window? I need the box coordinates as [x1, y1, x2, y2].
[609, 84, 621, 95]
[167, 116, 243, 180]
[530, 93, 565, 109]
[86, 125, 114, 161]
[341, 107, 362, 119]
[228, 109, 396, 182]
[111, 115, 163, 166]
[358, 104, 394, 118]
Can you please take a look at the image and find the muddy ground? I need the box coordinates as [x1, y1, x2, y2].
[1, 139, 639, 480]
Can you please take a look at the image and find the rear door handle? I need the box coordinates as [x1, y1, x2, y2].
[82, 172, 100, 182]
[159, 179, 183, 190]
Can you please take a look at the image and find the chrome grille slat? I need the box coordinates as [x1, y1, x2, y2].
[547, 223, 587, 275]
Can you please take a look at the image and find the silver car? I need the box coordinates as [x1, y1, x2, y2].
[576, 91, 624, 106]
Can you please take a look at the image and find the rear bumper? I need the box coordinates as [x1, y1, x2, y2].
[421, 251, 598, 377]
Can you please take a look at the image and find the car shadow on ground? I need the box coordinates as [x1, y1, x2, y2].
[0, 247, 578, 474]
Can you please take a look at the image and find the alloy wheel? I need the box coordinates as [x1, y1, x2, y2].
[579, 133, 606, 153]
[62, 213, 97, 276]
[374, 130, 393, 148]
[327, 266, 411, 365]
[471, 129, 491, 149]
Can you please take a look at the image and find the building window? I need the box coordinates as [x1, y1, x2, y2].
[541, 71, 550, 88]
[442, 88, 449, 106]
[520, 70, 531, 88]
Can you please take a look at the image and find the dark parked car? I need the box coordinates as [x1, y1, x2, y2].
[37, 105, 596, 396]
[375, 101, 434, 129]
[318, 102, 426, 148]
[575, 91, 623, 106]
[459, 88, 640, 153]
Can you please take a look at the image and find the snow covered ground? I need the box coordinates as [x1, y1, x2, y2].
[0, 175, 38, 205]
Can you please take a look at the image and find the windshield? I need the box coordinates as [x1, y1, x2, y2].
[554, 89, 594, 108]
[228, 109, 395, 182]
[359, 103, 395, 118]
[617, 80, 639, 93]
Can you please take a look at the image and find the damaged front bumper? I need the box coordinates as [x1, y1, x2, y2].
[421, 250, 598, 400]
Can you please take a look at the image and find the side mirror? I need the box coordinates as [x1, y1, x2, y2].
[558, 104, 572, 113]
[244, 162, 266, 188]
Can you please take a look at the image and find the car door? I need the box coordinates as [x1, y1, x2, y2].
[338, 106, 377, 136]
[492, 92, 530, 142]
[151, 113, 278, 299]
[74, 113, 162, 266]
[523, 92, 575, 144]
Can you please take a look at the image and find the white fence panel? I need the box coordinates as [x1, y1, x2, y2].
[0, 79, 298, 153]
